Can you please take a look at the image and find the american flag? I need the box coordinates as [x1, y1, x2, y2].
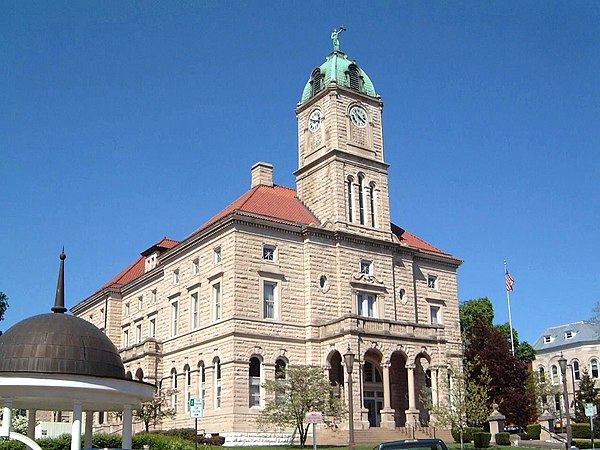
[505, 272, 515, 292]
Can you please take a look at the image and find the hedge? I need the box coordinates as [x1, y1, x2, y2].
[573, 423, 600, 439]
[452, 427, 484, 443]
[473, 431, 491, 448]
[527, 424, 541, 440]
[495, 432, 511, 446]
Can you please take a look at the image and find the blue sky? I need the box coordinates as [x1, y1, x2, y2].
[1, 1, 599, 345]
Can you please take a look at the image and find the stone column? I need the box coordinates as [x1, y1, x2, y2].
[405, 364, 420, 427]
[380, 362, 396, 429]
[538, 409, 555, 441]
[71, 402, 82, 450]
[488, 404, 506, 443]
[122, 405, 133, 450]
[84, 412, 93, 449]
[428, 367, 440, 425]
[0, 399, 13, 437]
[27, 409, 37, 440]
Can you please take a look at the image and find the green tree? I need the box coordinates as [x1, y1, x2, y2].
[133, 388, 176, 432]
[495, 323, 536, 363]
[460, 298, 494, 338]
[575, 370, 600, 422]
[0, 292, 8, 336]
[427, 362, 491, 450]
[258, 365, 346, 447]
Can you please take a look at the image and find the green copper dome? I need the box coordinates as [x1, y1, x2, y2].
[300, 50, 378, 104]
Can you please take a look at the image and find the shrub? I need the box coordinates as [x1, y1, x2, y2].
[133, 432, 196, 450]
[37, 434, 72, 450]
[452, 427, 484, 443]
[92, 433, 122, 448]
[518, 432, 529, 440]
[573, 423, 592, 439]
[527, 424, 541, 440]
[495, 432, 511, 446]
[0, 440, 26, 450]
[473, 431, 491, 448]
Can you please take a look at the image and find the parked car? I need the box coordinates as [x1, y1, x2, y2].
[374, 438, 450, 450]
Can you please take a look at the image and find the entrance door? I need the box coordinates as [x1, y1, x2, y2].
[364, 397, 383, 427]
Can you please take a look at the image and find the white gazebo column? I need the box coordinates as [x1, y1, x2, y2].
[84, 412, 93, 449]
[122, 405, 133, 450]
[380, 362, 395, 429]
[404, 364, 420, 428]
[0, 399, 13, 437]
[71, 402, 82, 450]
[28, 409, 37, 439]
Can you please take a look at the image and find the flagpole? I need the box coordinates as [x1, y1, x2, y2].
[504, 260, 515, 356]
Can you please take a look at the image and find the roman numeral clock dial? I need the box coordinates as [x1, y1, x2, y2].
[309, 109, 321, 132]
[350, 105, 368, 128]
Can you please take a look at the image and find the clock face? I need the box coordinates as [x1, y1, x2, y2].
[309, 109, 321, 132]
[350, 105, 368, 128]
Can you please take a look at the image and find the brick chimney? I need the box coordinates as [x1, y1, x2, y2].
[251, 162, 274, 188]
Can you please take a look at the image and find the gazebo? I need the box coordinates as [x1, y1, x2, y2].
[0, 251, 155, 450]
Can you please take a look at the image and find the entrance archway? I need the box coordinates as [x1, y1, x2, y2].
[362, 349, 383, 427]
[389, 351, 408, 426]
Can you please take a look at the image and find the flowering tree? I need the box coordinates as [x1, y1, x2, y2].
[258, 365, 346, 447]
[134, 388, 177, 432]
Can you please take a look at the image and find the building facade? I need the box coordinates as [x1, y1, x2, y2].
[533, 321, 600, 419]
[72, 38, 463, 441]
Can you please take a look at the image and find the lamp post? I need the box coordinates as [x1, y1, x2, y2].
[558, 354, 572, 448]
[344, 346, 356, 450]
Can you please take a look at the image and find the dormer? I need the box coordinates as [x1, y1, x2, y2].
[141, 237, 180, 273]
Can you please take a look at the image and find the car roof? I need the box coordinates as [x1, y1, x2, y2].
[375, 439, 449, 450]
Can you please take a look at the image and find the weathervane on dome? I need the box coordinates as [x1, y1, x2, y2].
[331, 25, 346, 52]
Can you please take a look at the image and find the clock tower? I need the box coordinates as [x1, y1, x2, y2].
[295, 29, 393, 241]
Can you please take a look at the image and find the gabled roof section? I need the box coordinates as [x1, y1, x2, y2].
[391, 224, 460, 261]
[101, 237, 179, 290]
[141, 236, 180, 256]
[188, 184, 320, 238]
[533, 321, 600, 351]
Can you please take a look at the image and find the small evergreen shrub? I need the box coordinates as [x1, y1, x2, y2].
[473, 431, 491, 448]
[573, 423, 592, 439]
[37, 434, 72, 450]
[92, 433, 122, 448]
[518, 432, 529, 440]
[451, 427, 484, 443]
[133, 432, 196, 450]
[495, 432, 511, 445]
[527, 424, 541, 440]
[0, 440, 26, 450]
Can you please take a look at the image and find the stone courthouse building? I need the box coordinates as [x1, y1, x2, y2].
[72, 34, 463, 442]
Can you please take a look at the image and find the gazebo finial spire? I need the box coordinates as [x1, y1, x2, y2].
[51, 248, 67, 313]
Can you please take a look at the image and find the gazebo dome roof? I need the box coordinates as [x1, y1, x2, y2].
[0, 313, 125, 379]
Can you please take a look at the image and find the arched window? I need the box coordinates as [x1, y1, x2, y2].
[572, 360, 580, 380]
[135, 368, 144, 381]
[551, 365, 558, 384]
[198, 362, 206, 415]
[184, 364, 191, 412]
[347, 64, 361, 91]
[591, 359, 599, 378]
[125, 371, 132, 380]
[369, 182, 377, 227]
[275, 358, 287, 404]
[249, 357, 262, 407]
[171, 368, 178, 411]
[358, 173, 365, 225]
[347, 176, 354, 222]
[311, 69, 324, 97]
[538, 366, 546, 383]
[214, 357, 222, 408]
[363, 361, 382, 383]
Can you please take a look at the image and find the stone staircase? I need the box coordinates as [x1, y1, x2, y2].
[305, 427, 454, 446]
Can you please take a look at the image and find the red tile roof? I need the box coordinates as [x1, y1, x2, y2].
[188, 185, 320, 238]
[100, 237, 179, 291]
[95, 186, 456, 295]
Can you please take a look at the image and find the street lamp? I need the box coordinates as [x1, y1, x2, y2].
[558, 354, 572, 448]
[344, 346, 356, 450]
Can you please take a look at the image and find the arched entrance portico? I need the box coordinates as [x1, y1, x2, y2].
[362, 349, 384, 427]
